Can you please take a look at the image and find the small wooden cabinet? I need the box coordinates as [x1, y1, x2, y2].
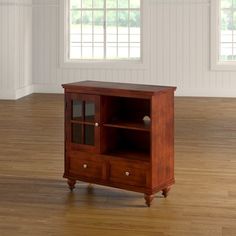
[62, 81, 176, 206]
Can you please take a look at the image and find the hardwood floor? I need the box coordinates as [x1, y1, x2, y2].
[0, 94, 235, 236]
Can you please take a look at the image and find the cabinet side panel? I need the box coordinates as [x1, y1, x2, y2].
[64, 93, 71, 177]
[151, 92, 175, 190]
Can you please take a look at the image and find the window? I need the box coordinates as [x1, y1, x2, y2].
[211, 0, 236, 70]
[60, 0, 143, 67]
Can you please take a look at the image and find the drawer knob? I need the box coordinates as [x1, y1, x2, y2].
[125, 171, 130, 176]
[83, 164, 88, 169]
[95, 123, 99, 127]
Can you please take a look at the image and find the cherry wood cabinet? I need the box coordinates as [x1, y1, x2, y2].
[62, 81, 176, 206]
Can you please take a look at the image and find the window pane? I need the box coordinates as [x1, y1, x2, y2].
[118, 27, 128, 34]
[233, 11, 236, 30]
[234, 43, 236, 55]
[72, 100, 83, 120]
[130, 0, 140, 8]
[107, 0, 117, 8]
[94, 34, 104, 42]
[106, 47, 117, 58]
[82, 10, 93, 24]
[82, 47, 93, 58]
[70, 46, 82, 59]
[85, 125, 94, 145]
[221, 43, 233, 58]
[130, 27, 140, 34]
[221, 32, 233, 43]
[94, 10, 104, 26]
[118, 0, 128, 8]
[234, 0, 236, 7]
[94, 47, 104, 58]
[82, 34, 92, 42]
[70, 0, 81, 9]
[69, 0, 141, 60]
[221, 0, 232, 8]
[107, 34, 117, 42]
[71, 10, 81, 25]
[221, 10, 232, 31]
[130, 10, 140, 28]
[82, 0, 92, 8]
[118, 34, 128, 42]
[118, 11, 128, 27]
[130, 47, 140, 58]
[107, 10, 117, 26]
[72, 124, 83, 144]
[71, 33, 81, 43]
[130, 34, 140, 42]
[130, 43, 140, 58]
[118, 47, 128, 58]
[93, 0, 104, 8]
[94, 26, 104, 34]
[85, 102, 95, 122]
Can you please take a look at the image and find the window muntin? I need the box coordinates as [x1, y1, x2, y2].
[220, 0, 236, 61]
[69, 0, 141, 60]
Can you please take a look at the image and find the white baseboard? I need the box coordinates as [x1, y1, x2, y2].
[175, 88, 236, 98]
[33, 84, 64, 94]
[15, 85, 34, 99]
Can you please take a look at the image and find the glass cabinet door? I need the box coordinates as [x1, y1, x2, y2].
[66, 94, 100, 152]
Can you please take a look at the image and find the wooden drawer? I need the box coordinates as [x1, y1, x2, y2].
[69, 155, 103, 179]
[109, 161, 148, 187]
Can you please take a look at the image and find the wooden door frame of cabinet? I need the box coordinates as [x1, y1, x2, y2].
[65, 93, 101, 153]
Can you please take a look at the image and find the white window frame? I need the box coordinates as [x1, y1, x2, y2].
[211, 0, 236, 71]
[59, 0, 149, 69]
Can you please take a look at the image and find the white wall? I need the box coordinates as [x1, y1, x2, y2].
[32, 0, 236, 97]
[0, 0, 33, 99]
[1, 0, 236, 99]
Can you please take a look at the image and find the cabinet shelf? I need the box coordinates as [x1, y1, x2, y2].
[105, 148, 150, 162]
[103, 121, 150, 132]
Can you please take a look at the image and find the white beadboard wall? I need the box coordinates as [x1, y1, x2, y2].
[1, 0, 236, 99]
[0, 0, 32, 99]
[32, 0, 236, 97]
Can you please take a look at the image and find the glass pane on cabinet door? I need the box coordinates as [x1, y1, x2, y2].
[84, 125, 95, 145]
[72, 100, 83, 121]
[85, 102, 95, 122]
[72, 124, 83, 144]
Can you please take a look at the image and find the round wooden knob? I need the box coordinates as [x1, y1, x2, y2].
[83, 164, 88, 169]
[125, 171, 130, 176]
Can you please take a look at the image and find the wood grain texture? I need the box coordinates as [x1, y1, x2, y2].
[63, 82, 176, 203]
[0, 94, 236, 236]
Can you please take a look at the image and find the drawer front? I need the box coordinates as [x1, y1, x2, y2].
[69, 156, 103, 179]
[109, 162, 147, 187]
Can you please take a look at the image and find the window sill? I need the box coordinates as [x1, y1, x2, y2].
[211, 62, 236, 71]
[60, 59, 148, 70]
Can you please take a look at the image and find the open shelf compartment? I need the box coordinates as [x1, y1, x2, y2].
[101, 96, 151, 132]
[101, 127, 151, 162]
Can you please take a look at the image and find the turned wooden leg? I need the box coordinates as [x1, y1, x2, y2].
[144, 194, 155, 207]
[162, 187, 171, 198]
[67, 179, 76, 191]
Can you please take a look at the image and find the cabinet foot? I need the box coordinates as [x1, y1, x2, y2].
[162, 187, 171, 198]
[67, 179, 76, 191]
[144, 194, 155, 207]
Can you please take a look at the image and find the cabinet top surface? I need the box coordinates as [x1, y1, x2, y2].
[62, 81, 176, 97]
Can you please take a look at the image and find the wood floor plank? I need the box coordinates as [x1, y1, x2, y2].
[0, 94, 236, 236]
